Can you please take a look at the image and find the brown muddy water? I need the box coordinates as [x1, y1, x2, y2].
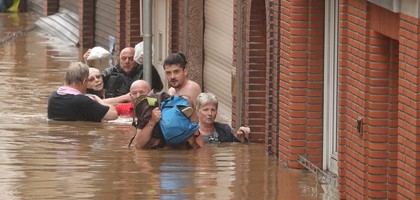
[0, 13, 337, 200]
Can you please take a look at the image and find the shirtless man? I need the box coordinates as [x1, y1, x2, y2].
[163, 52, 201, 121]
[133, 52, 203, 149]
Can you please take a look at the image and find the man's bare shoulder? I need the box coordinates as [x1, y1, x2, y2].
[186, 80, 201, 91]
[184, 80, 201, 102]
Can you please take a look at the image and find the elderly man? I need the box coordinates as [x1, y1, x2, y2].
[115, 80, 151, 117]
[47, 62, 118, 122]
[84, 47, 163, 98]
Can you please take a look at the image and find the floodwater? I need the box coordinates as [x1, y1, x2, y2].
[0, 13, 337, 199]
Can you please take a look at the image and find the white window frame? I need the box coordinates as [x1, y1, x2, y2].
[323, 0, 339, 175]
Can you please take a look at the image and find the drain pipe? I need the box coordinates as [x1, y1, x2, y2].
[143, 0, 153, 86]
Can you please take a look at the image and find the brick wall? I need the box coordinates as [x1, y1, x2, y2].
[397, 13, 420, 200]
[78, 0, 95, 59]
[275, 0, 325, 168]
[169, 0, 184, 53]
[338, 0, 420, 199]
[232, 0, 248, 138]
[125, 0, 141, 48]
[267, 0, 281, 157]
[243, 0, 267, 142]
[339, 0, 373, 198]
[116, 0, 126, 53]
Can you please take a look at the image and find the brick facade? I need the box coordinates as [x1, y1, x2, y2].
[116, 0, 126, 53]
[124, 0, 141, 48]
[267, 0, 325, 168]
[78, 0, 95, 60]
[339, 1, 419, 199]
[396, 13, 419, 200]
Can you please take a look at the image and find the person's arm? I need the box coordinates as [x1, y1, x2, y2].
[103, 93, 131, 105]
[83, 48, 93, 66]
[91, 95, 118, 120]
[135, 107, 161, 149]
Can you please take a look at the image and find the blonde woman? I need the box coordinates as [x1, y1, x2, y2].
[195, 92, 250, 143]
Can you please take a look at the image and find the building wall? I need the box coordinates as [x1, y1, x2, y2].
[266, 0, 325, 168]
[124, 0, 141, 49]
[168, 0, 203, 86]
[234, 0, 419, 198]
[397, 12, 420, 199]
[339, 0, 420, 199]
[79, 0, 95, 61]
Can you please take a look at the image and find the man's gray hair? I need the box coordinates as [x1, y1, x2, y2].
[195, 92, 218, 110]
[64, 62, 90, 86]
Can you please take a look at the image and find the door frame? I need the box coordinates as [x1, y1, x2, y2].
[322, 0, 339, 174]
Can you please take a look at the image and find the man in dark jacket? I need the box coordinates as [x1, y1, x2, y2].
[101, 47, 163, 98]
[84, 47, 163, 98]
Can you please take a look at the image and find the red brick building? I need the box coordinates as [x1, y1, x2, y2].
[31, 0, 419, 199]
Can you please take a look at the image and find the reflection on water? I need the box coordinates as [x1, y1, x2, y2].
[0, 13, 336, 200]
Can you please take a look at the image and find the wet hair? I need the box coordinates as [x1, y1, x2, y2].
[64, 62, 89, 86]
[163, 52, 187, 69]
[195, 92, 218, 110]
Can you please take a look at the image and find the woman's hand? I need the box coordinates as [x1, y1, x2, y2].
[236, 126, 251, 143]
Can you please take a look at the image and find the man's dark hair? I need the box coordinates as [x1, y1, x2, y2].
[163, 52, 187, 69]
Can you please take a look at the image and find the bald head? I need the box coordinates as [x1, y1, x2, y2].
[129, 80, 151, 100]
[121, 47, 135, 55]
[119, 47, 136, 75]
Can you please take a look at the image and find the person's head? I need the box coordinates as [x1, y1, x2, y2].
[129, 80, 151, 101]
[119, 47, 137, 75]
[163, 52, 188, 89]
[64, 62, 90, 89]
[87, 67, 104, 91]
[195, 92, 218, 125]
